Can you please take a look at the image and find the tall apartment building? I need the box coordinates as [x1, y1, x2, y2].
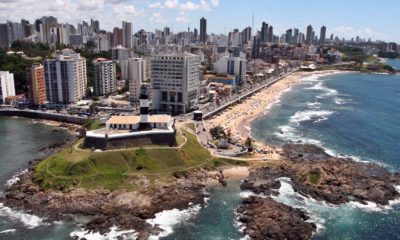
[27, 64, 47, 105]
[0, 71, 16, 104]
[122, 21, 132, 49]
[200, 17, 207, 43]
[306, 25, 314, 45]
[151, 53, 200, 114]
[44, 49, 87, 103]
[120, 58, 147, 106]
[0, 23, 11, 48]
[319, 26, 327, 45]
[93, 59, 116, 96]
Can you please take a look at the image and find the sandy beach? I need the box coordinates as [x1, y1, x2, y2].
[206, 70, 343, 146]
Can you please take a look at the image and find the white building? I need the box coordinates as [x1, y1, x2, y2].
[151, 53, 201, 114]
[0, 71, 16, 104]
[120, 58, 147, 106]
[93, 58, 116, 96]
[213, 55, 246, 83]
[44, 49, 87, 103]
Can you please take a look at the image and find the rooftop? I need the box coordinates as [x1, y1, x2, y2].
[107, 114, 171, 125]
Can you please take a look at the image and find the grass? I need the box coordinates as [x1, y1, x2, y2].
[185, 123, 196, 132]
[35, 129, 236, 191]
[308, 172, 321, 185]
[85, 119, 102, 130]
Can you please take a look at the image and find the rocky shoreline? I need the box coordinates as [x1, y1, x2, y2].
[237, 144, 400, 239]
[1, 161, 211, 239]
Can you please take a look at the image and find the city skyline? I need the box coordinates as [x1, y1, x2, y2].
[1, 0, 399, 43]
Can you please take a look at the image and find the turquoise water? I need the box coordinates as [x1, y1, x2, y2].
[385, 58, 400, 69]
[0, 117, 78, 240]
[251, 60, 400, 239]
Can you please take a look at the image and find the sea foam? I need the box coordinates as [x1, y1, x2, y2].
[70, 226, 138, 240]
[290, 110, 335, 124]
[0, 203, 44, 229]
[146, 205, 201, 240]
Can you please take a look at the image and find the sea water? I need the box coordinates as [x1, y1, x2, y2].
[251, 59, 400, 239]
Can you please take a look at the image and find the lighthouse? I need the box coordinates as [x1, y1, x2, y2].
[138, 84, 152, 130]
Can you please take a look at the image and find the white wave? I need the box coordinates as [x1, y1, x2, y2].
[146, 205, 201, 240]
[0, 203, 44, 229]
[274, 125, 322, 146]
[290, 110, 334, 124]
[239, 190, 255, 198]
[70, 226, 138, 240]
[0, 229, 16, 235]
[333, 98, 346, 105]
[5, 169, 28, 188]
[307, 101, 321, 109]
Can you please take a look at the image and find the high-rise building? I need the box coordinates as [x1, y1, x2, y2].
[93, 59, 116, 96]
[151, 53, 200, 114]
[293, 28, 299, 44]
[306, 25, 313, 45]
[121, 58, 147, 106]
[122, 21, 132, 48]
[112, 27, 123, 47]
[44, 49, 87, 103]
[0, 71, 16, 104]
[27, 64, 47, 105]
[0, 23, 11, 48]
[261, 22, 269, 43]
[267, 26, 274, 43]
[200, 17, 207, 43]
[91, 19, 100, 33]
[242, 27, 252, 45]
[285, 29, 293, 44]
[252, 36, 260, 59]
[193, 28, 198, 42]
[319, 26, 327, 45]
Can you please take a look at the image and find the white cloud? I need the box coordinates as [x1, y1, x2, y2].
[148, 0, 217, 11]
[150, 12, 167, 23]
[333, 26, 386, 40]
[164, 0, 179, 9]
[175, 11, 191, 23]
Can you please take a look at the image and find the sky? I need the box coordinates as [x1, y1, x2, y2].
[1, 0, 399, 43]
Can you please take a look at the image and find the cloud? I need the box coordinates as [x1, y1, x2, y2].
[150, 12, 167, 23]
[175, 11, 191, 23]
[333, 26, 386, 40]
[148, 0, 218, 11]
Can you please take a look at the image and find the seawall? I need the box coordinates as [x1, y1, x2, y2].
[0, 109, 87, 125]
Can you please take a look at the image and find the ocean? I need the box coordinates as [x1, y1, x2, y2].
[251, 59, 400, 239]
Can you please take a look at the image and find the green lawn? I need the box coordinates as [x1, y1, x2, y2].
[35, 129, 243, 191]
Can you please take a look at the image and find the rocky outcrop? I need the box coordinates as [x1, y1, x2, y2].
[238, 144, 400, 239]
[1, 169, 210, 239]
[237, 196, 316, 240]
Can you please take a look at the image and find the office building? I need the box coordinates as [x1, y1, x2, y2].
[120, 58, 147, 105]
[0, 23, 11, 48]
[93, 59, 116, 96]
[213, 55, 246, 83]
[27, 64, 47, 105]
[285, 29, 293, 44]
[252, 36, 260, 59]
[267, 25, 274, 43]
[122, 21, 132, 48]
[319, 26, 327, 45]
[200, 17, 207, 43]
[44, 49, 87, 103]
[306, 25, 313, 45]
[293, 28, 299, 44]
[0, 71, 16, 104]
[261, 22, 269, 43]
[151, 53, 201, 114]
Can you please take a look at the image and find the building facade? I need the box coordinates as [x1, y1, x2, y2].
[200, 17, 207, 43]
[213, 55, 246, 84]
[151, 53, 200, 114]
[0, 71, 16, 104]
[44, 49, 87, 103]
[120, 58, 147, 106]
[122, 21, 132, 49]
[27, 64, 47, 105]
[93, 58, 116, 96]
[111, 45, 130, 62]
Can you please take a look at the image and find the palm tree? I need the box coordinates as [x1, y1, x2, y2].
[245, 137, 254, 152]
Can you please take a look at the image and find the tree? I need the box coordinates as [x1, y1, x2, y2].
[209, 126, 225, 140]
[88, 103, 98, 114]
[245, 137, 254, 152]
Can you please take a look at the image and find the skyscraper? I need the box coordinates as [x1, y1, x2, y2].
[27, 64, 47, 105]
[252, 36, 260, 59]
[285, 29, 293, 44]
[200, 17, 207, 43]
[44, 49, 87, 103]
[306, 25, 313, 45]
[267, 26, 274, 43]
[0, 23, 11, 48]
[261, 22, 269, 43]
[293, 28, 299, 44]
[151, 53, 200, 114]
[91, 19, 100, 33]
[93, 58, 116, 96]
[319, 26, 327, 45]
[122, 21, 132, 48]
